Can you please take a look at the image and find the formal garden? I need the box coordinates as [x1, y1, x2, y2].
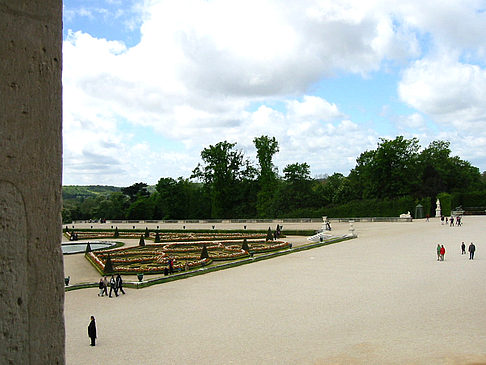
[64, 227, 294, 277]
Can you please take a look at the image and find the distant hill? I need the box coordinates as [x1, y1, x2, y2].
[62, 185, 121, 200]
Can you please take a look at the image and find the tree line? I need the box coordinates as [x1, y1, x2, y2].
[62, 135, 486, 222]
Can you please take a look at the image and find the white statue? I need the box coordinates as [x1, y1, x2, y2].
[436, 198, 441, 217]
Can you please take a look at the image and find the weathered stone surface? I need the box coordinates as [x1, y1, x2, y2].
[0, 0, 64, 363]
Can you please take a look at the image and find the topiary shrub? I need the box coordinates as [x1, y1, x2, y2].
[200, 244, 209, 259]
[113, 227, 119, 238]
[154, 231, 161, 243]
[139, 234, 145, 246]
[145, 227, 150, 238]
[242, 238, 250, 251]
[85, 242, 92, 253]
[104, 255, 115, 274]
[266, 227, 273, 241]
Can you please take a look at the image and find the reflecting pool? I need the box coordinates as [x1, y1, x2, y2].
[62, 241, 116, 254]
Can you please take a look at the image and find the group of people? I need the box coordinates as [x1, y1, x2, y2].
[437, 242, 477, 261]
[440, 215, 462, 226]
[98, 274, 126, 297]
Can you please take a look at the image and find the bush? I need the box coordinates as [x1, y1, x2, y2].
[104, 255, 114, 274]
[113, 227, 119, 238]
[266, 227, 273, 241]
[242, 238, 249, 251]
[139, 234, 145, 246]
[200, 244, 209, 259]
[452, 190, 486, 209]
[154, 231, 161, 243]
[437, 192, 452, 216]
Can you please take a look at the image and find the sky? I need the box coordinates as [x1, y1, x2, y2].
[62, 0, 486, 186]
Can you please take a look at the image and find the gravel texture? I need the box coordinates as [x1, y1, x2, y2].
[64, 217, 486, 364]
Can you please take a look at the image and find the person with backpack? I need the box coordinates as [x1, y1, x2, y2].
[109, 275, 118, 297]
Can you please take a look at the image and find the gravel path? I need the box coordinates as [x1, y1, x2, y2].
[64, 217, 486, 364]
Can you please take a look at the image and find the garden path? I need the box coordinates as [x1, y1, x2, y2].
[65, 217, 486, 364]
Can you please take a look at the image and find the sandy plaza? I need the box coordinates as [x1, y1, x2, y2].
[64, 217, 486, 364]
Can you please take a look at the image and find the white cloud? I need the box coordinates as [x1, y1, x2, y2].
[62, 0, 486, 184]
[398, 57, 486, 129]
[395, 113, 426, 131]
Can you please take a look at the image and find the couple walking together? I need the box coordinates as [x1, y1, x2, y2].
[462, 242, 476, 259]
[437, 244, 446, 261]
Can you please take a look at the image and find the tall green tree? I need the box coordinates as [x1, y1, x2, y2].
[275, 162, 314, 214]
[121, 182, 150, 203]
[351, 136, 420, 199]
[191, 141, 253, 218]
[126, 195, 154, 220]
[253, 135, 279, 217]
[418, 140, 482, 198]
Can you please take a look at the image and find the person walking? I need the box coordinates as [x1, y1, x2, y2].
[109, 275, 118, 297]
[469, 242, 476, 260]
[102, 276, 108, 297]
[461, 242, 466, 255]
[88, 316, 97, 346]
[437, 244, 441, 261]
[98, 278, 104, 297]
[116, 274, 125, 295]
[440, 245, 446, 261]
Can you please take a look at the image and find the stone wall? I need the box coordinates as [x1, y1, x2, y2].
[0, 1, 64, 363]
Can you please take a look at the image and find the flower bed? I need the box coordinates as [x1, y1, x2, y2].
[87, 248, 211, 274]
[68, 230, 267, 241]
[149, 232, 266, 242]
[85, 237, 292, 275]
[248, 240, 291, 253]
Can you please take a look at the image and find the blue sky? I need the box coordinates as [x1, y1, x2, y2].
[62, 0, 486, 186]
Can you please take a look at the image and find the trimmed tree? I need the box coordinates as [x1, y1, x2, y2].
[200, 244, 209, 259]
[85, 242, 92, 253]
[242, 238, 250, 252]
[145, 227, 150, 238]
[154, 231, 161, 243]
[104, 255, 115, 274]
[113, 227, 119, 238]
[266, 227, 273, 241]
[139, 234, 145, 246]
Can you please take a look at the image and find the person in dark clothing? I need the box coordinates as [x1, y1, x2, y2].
[461, 242, 466, 255]
[109, 275, 118, 297]
[116, 274, 125, 295]
[98, 278, 104, 297]
[469, 242, 476, 260]
[88, 316, 96, 346]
